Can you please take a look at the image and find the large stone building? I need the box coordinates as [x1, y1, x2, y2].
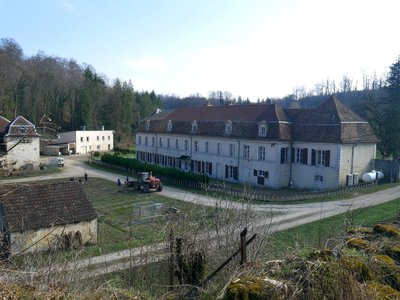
[0, 115, 40, 171]
[135, 96, 379, 190]
[0, 181, 97, 256]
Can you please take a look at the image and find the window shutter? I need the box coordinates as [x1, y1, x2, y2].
[253, 169, 258, 176]
[280, 148, 285, 163]
[302, 148, 308, 164]
[233, 167, 238, 180]
[191, 160, 194, 171]
[201, 161, 205, 173]
[325, 150, 330, 167]
[311, 149, 316, 165]
[291, 147, 295, 163]
[209, 162, 212, 175]
[225, 165, 228, 178]
[264, 171, 269, 178]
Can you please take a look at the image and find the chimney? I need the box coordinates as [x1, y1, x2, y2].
[101, 125, 105, 131]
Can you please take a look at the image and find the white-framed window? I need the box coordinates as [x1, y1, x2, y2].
[167, 120, 172, 132]
[295, 148, 302, 163]
[152, 137, 155, 147]
[145, 120, 150, 131]
[145, 136, 148, 146]
[97, 136, 99, 141]
[280, 147, 289, 163]
[225, 120, 232, 135]
[108, 136, 110, 141]
[167, 138, 170, 149]
[102, 136, 105, 141]
[159, 137, 163, 147]
[175, 139, 179, 149]
[194, 141, 199, 152]
[138, 136, 142, 145]
[229, 143, 235, 156]
[191, 120, 198, 133]
[97, 145, 100, 150]
[86, 137, 89, 142]
[217, 143, 222, 155]
[80, 137, 83, 142]
[184, 140, 189, 151]
[315, 175, 324, 182]
[258, 121, 267, 137]
[317, 150, 325, 166]
[243, 144, 250, 159]
[258, 146, 266, 160]
[225, 165, 238, 180]
[205, 142, 209, 153]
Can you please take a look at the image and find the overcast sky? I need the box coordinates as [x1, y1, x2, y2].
[1, 0, 399, 100]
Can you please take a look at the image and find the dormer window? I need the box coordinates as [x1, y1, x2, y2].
[225, 120, 232, 135]
[167, 120, 172, 132]
[145, 120, 150, 131]
[191, 120, 198, 134]
[18, 126, 28, 134]
[258, 121, 267, 137]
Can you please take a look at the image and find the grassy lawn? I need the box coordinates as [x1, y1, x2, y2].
[0, 165, 62, 180]
[81, 177, 265, 256]
[264, 197, 400, 259]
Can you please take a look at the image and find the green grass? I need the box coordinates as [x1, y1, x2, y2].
[80, 177, 259, 256]
[264, 197, 400, 259]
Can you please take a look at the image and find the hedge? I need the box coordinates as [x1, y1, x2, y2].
[101, 154, 209, 184]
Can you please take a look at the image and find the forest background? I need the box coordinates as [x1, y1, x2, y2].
[1, 38, 399, 158]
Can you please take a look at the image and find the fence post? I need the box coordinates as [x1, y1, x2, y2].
[240, 227, 248, 266]
[176, 238, 184, 284]
[169, 229, 174, 290]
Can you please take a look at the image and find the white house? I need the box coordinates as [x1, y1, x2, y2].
[0, 115, 40, 170]
[135, 96, 379, 190]
[57, 128, 114, 154]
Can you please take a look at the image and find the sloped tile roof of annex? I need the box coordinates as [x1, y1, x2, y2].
[284, 96, 379, 143]
[0, 181, 97, 232]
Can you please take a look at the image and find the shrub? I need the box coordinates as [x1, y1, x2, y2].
[100, 154, 209, 185]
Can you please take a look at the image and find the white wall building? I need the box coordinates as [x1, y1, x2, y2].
[135, 96, 378, 190]
[0, 116, 40, 170]
[58, 129, 114, 154]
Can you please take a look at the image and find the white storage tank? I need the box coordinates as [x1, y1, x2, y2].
[361, 170, 384, 183]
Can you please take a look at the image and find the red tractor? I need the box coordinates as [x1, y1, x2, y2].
[127, 172, 163, 192]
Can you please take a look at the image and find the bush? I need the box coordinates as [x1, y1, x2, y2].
[100, 154, 209, 185]
[113, 147, 136, 155]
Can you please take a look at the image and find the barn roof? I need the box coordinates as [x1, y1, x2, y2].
[0, 181, 96, 232]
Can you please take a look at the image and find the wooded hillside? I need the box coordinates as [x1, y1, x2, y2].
[0, 38, 161, 145]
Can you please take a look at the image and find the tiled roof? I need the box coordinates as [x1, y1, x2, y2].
[5, 116, 40, 137]
[0, 116, 10, 134]
[138, 96, 379, 144]
[0, 181, 97, 232]
[157, 104, 283, 122]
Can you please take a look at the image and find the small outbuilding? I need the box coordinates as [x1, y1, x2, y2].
[0, 181, 97, 257]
